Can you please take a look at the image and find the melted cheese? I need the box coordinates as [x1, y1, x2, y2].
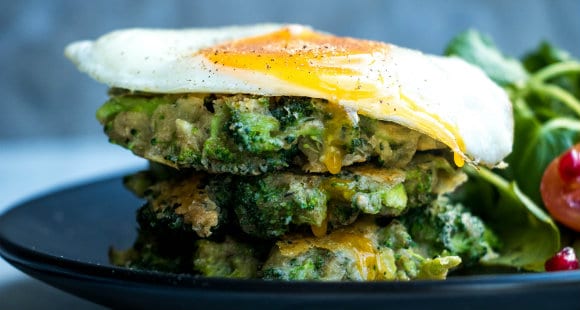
[65, 24, 513, 167]
[278, 221, 385, 280]
[310, 217, 328, 237]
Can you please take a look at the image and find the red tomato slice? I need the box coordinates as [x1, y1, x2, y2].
[541, 144, 580, 232]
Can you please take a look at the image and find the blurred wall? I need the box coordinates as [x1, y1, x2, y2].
[1, 0, 579, 139]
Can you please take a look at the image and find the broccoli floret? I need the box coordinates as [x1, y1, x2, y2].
[326, 173, 409, 217]
[229, 111, 284, 153]
[202, 137, 235, 163]
[387, 247, 462, 280]
[193, 237, 260, 278]
[377, 220, 462, 280]
[200, 96, 298, 174]
[403, 167, 435, 208]
[270, 97, 316, 129]
[400, 198, 499, 266]
[226, 96, 326, 167]
[325, 157, 454, 217]
[234, 175, 328, 238]
[226, 96, 285, 153]
[202, 102, 235, 163]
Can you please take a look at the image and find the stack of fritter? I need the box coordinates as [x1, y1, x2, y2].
[104, 93, 497, 280]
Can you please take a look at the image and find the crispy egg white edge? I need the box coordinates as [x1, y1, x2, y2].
[64, 24, 513, 166]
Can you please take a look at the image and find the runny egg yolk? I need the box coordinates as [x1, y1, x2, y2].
[201, 26, 467, 169]
[202, 26, 383, 102]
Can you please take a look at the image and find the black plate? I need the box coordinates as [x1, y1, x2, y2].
[1, 176, 580, 309]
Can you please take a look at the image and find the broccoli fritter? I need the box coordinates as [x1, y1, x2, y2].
[112, 198, 495, 280]
[97, 92, 446, 175]
[111, 218, 465, 281]
[105, 92, 492, 281]
[125, 155, 465, 239]
[262, 219, 462, 281]
[232, 162, 427, 239]
[126, 170, 232, 238]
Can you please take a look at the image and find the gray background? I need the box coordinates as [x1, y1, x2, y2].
[1, 0, 579, 140]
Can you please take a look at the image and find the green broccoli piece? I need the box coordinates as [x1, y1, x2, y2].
[225, 95, 285, 153]
[193, 237, 260, 278]
[137, 203, 188, 234]
[403, 166, 435, 208]
[229, 111, 284, 153]
[201, 96, 298, 174]
[377, 220, 462, 280]
[234, 175, 328, 238]
[202, 102, 236, 163]
[400, 198, 499, 266]
[270, 97, 316, 129]
[326, 173, 409, 217]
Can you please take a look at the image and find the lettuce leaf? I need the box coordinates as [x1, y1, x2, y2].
[453, 167, 560, 271]
[504, 100, 580, 205]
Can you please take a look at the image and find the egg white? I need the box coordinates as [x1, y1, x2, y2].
[65, 24, 513, 167]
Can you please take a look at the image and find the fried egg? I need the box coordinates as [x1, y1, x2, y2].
[65, 24, 513, 167]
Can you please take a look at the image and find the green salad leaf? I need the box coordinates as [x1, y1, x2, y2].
[524, 41, 577, 74]
[506, 105, 580, 205]
[453, 167, 560, 271]
[445, 30, 580, 271]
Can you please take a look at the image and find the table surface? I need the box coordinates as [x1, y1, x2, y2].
[0, 137, 146, 309]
